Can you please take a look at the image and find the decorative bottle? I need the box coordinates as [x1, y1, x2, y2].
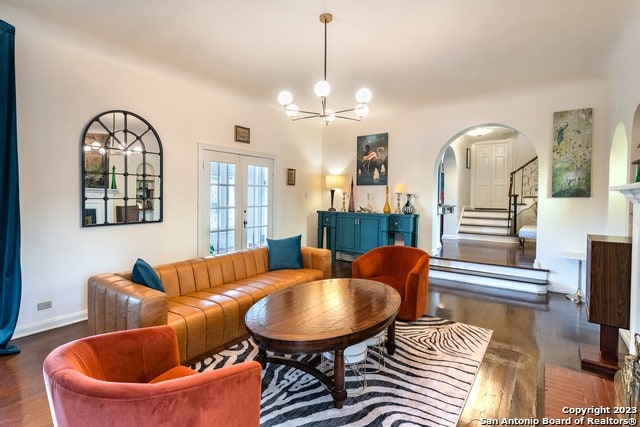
[383, 185, 391, 213]
[402, 193, 415, 214]
[348, 177, 355, 212]
[110, 165, 117, 190]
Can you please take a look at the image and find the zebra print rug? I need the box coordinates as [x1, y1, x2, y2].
[193, 316, 492, 427]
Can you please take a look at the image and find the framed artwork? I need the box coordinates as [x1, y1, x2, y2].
[287, 168, 296, 185]
[552, 108, 592, 197]
[356, 132, 388, 185]
[234, 125, 250, 143]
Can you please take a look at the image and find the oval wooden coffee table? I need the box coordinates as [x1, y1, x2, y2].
[245, 278, 401, 409]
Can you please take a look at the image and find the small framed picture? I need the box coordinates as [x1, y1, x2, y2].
[287, 168, 296, 185]
[466, 148, 471, 169]
[235, 125, 250, 143]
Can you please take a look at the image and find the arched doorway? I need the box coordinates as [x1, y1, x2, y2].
[432, 124, 538, 257]
[607, 122, 629, 235]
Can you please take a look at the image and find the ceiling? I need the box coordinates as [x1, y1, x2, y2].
[3, 0, 638, 118]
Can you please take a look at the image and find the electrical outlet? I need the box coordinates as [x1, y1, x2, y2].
[37, 301, 52, 311]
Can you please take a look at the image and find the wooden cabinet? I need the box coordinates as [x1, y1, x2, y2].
[335, 213, 388, 255]
[317, 211, 419, 263]
[581, 234, 631, 376]
[585, 234, 631, 328]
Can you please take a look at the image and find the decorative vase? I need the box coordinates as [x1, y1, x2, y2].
[366, 193, 373, 212]
[348, 177, 355, 212]
[383, 185, 391, 214]
[402, 193, 415, 214]
[110, 165, 117, 190]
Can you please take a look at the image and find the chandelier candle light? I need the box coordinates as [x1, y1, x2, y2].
[277, 13, 372, 125]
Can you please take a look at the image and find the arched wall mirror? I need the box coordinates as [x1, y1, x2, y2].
[81, 110, 163, 226]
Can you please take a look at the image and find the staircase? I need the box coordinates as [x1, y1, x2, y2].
[431, 156, 545, 299]
[457, 207, 518, 243]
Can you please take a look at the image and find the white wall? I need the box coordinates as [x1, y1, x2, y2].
[7, 8, 323, 337]
[323, 79, 612, 293]
[607, 3, 640, 350]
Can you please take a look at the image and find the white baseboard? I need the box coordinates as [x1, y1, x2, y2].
[441, 234, 459, 240]
[13, 310, 87, 339]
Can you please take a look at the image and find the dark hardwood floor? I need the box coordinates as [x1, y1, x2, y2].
[436, 237, 537, 269]
[1, 245, 615, 426]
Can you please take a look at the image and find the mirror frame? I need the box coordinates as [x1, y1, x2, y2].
[81, 110, 163, 227]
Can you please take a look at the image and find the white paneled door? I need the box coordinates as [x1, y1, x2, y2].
[472, 140, 511, 209]
[198, 147, 274, 256]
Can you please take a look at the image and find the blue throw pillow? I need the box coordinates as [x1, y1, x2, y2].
[267, 235, 303, 271]
[131, 258, 165, 292]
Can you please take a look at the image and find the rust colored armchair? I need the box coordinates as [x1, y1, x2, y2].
[43, 326, 262, 427]
[352, 245, 430, 322]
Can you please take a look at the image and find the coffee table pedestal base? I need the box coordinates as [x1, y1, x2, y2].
[255, 323, 396, 409]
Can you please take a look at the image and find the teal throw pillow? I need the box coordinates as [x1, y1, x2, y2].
[267, 235, 303, 271]
[132, 258, 165, 292]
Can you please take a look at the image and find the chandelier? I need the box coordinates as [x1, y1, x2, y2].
[277, 13, 372, 125]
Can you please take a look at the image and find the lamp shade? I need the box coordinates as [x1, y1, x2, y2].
[278, 90, 293, 106]
[325, 174, 344, 189]
[394, 184, 406, 193]
[355, 88, 372, 103]
[314, 80, 331, 98]
[355, 103, 369, 118]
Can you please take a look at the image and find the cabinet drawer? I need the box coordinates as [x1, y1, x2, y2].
[389, 215, 414, 232]
[319, 212, 336, 227]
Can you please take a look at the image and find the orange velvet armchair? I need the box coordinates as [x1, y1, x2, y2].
[43, 326, 262, 427]
[352, 245, 430, 322]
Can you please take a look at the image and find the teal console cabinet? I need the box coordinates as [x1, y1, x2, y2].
[317, 211, 419, 263]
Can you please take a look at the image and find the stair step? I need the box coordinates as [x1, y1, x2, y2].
[429, 278, 549, 305]
[458, 225, 511, 235]
[429, 257, 550, 295]
[460, 218, 510, 227]
[463, 210, 510, 220]
[457, 233, 520, 244]
[429, 264, 548, 285]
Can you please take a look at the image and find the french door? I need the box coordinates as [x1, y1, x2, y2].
[198, 146, 274, 256]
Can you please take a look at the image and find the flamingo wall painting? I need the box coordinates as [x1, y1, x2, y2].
[357, 132, 388, 186]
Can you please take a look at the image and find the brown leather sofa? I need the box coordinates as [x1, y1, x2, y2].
[43, 325, 262, 427]
[88, 246, 331, 363]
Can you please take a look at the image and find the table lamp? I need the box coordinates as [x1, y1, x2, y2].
[325, 175, 344, 211]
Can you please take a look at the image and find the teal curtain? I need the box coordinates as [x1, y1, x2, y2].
[0, 20, 21, 355]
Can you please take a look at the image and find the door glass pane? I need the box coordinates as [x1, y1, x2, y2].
[246, 164, 268, 249]
[209, 161, 237, 255]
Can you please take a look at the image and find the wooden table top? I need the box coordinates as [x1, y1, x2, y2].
[245, 278, 401, 354]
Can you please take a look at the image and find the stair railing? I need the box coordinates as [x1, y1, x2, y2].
[507, 156, 538, 235]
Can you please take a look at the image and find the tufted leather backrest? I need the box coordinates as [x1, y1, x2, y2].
[153, 247, 271, 299]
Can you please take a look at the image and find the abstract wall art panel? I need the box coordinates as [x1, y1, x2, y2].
[552, 108, 592, 197]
